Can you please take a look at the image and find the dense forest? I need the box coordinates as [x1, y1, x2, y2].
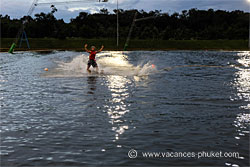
[0, 8, 249, 40]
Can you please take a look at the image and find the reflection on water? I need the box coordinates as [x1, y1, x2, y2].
[98, 53, 134, 143]
[87, 76, 97, 94]
[229, 52, 250, 166]
[105, 75, 132, 143]
[233, 66, 250, 109]
[233, 52, 250, 110]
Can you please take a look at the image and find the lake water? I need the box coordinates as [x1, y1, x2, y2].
[0, 50, 249, 166]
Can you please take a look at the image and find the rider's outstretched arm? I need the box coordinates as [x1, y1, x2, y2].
[84, 44, 91, 53]
[97, 45, 104, 53]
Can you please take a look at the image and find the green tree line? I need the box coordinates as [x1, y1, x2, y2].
[0, 8, 248, 40]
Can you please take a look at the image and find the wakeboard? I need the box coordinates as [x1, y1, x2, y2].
[87, 70, 104, 75]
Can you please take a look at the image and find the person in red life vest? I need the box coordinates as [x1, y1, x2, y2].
[84, 44, 104, 73]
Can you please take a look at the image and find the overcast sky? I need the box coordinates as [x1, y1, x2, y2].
[0, 0, 249, 22]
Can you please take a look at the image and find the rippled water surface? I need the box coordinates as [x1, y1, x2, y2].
[0, 51, 249, 166]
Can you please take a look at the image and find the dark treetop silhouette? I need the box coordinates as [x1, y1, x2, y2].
[1, 8, 248, 40]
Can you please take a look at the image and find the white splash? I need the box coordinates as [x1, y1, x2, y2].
[44, 51, 156, 78]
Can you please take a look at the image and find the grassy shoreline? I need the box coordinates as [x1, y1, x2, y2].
[0, 38, 249, 52]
